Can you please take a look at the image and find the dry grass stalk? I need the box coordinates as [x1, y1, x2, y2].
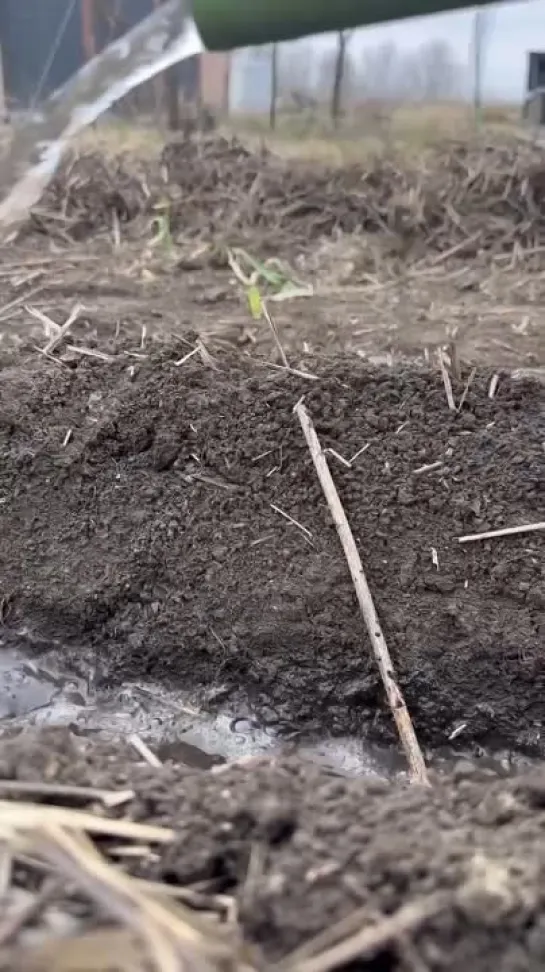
[270, 502, 313, 542]
[437, 349, 456, 411]
[262, 301, 289, 369]
[65, 344, 115, 362]
[259, 360, 319, 381]
[43, 303, 84, 355]
[0, 878, 58, 947]
[4, 927, 147, 972]
[412, 461, 444, 476]
[128, 734, 162, 768]
[457, 367, 477, 412]
[457, 521, 545, 543]
[33, 826, 228, 972]
[0, 792, 242, 972]
[0, 286, 44, 322]
[174, 346, 200, 367]
[26, 131, 545, 262]
[276, 894, 447, 972]
[0, 780, 134, 808]
[0, 800, 174, 843]
[294, 400, 429, 786]
[488, 373, 500, 399]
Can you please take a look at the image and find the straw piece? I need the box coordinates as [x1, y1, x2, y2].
[457, 522, 545, 543]
[294, 401, 428, 786]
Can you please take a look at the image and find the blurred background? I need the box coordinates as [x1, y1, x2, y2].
[1, 0, 545, 147]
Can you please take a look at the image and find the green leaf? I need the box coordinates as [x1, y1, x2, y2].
[247, 285, 263, 320]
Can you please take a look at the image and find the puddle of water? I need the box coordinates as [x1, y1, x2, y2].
[0, 640, 393, 777]
[0, 640, 533, 779]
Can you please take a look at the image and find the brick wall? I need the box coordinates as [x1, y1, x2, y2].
[199, 51, 230, 113]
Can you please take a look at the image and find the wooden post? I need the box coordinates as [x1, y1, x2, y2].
[269, 43, 278, 130]
[81, 0, 96, 60]
[0, 46, 6, 123]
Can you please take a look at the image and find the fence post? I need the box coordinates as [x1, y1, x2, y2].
[269, 43, 278, 129]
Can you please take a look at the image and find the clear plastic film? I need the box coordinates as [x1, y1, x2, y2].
[0, 0, 202, 231]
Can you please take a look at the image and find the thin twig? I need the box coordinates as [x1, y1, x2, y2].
[0, 879, 58, 947]
[128, 734, 162, 768]
[0, 780, 134, 808]
[174, 346, 200, 367]
[294, 401, 428, 786]
[457, 522, 545, 543]
[278, 894, 446, 972]
[488, 373, 500, 399]
[437, 349, 456, 411]
[65, 344, 115, 362]
[34, 825, 225, 972]
[263, 360, 319, 381]
[457, 367, 476, 412]
[262, 300, 289, 369]
[0, 285, 44, 322]
[412, 461, 444, 476]
[0, 801, 173, 843]
[270, 502, 313, 543]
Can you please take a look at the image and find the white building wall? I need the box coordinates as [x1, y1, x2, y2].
[229, 46, 273, 113]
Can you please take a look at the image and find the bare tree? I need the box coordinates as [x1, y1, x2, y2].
[356, 40, 462, 102]
[472, 10, 493, 123]
[277, 40, 315, 101]
[358, 42, 403, 100]
[331, 30, 351, 127]
[414, 40, 462, 100]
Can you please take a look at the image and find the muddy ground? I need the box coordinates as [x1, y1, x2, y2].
[4, 729, 545, 970]
[1, 132, 545, 970]
[0, 345, 543, 754]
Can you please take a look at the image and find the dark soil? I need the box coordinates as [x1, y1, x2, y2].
[5, 729, 545, 970]
[0, 347, 543, 753]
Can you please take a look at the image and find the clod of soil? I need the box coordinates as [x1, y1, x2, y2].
[0, 347, 543, 754]
[4, 729, 545, 971]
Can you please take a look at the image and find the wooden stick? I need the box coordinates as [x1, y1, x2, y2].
[294, 401, 429, 786]
[457, 521, 545, 544]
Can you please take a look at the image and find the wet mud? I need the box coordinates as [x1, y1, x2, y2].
[0, 346, 543, 756]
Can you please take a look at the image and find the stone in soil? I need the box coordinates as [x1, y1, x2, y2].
[3, 729, 545, 971]
[0, 347, 543, 752]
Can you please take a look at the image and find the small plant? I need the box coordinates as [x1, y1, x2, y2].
[149, 198, 173, 252]
[225, 246, 312, 322]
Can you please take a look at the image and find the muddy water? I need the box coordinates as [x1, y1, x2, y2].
[0, 639, 394, 776]
[0, 638, 534, 780]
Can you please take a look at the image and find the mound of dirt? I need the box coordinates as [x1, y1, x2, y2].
[31, 134, 545, 255]
[4, 728, 545, 970]
[0, 347, 543, 754]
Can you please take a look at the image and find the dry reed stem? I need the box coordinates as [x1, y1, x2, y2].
[294, 400, 429, 786]
[457, 521, 545, 543]
[0, 780, 134, 808]
[278, 894, 447, 972]
[0, 792, 241, 972]
[3, 927, 146, 972]
[262, 301, 289, 369]
[34, 825, 226, 972]
[128, 734, 162, 767]
[0, 800, 174, 843]
[437, 349, 456, 411]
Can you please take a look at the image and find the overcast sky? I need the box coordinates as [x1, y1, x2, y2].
[329, 1, 542, 101]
